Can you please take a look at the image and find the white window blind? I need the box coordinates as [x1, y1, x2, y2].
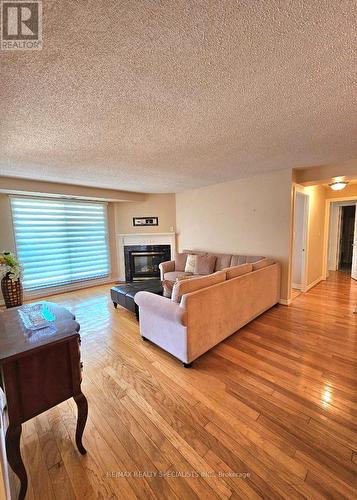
[11, 197, 110, 290]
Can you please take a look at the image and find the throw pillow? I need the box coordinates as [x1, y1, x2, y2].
[194, 254, 216, 275]
[184, 254, 197, 273]
[174, 253, 188, 272]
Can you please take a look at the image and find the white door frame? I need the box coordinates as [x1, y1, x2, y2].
[322, 196, 357, 279]
[291, 186, 310, 292]
[328, 204, 343, 271]
[352, 203, 357, 280]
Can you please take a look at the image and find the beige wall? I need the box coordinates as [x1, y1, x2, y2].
[0, 176, 144, 202]
[0, 194, 16, 301]
[114, 194, 176, 234]
[0, 195, 15, 253]
[304, 185, 326, 286]
[107, 203, 120, 279]
[325, 183, 357, 199]
[176, 169, 293, 301]
[294, 159, 357, 185]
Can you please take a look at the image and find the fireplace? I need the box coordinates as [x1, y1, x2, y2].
[124, 245, 171, 282]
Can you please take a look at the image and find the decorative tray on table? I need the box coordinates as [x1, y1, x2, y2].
[18, 303, 56, 331]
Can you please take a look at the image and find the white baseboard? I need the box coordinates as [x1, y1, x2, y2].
[304, 276, 324, 292]
[292, 283, 302, 290]
[0, 277, 120, 308]
[278, 276, 324, 307]
[25, 277, 116, 301]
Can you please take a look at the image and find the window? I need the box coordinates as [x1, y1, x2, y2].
[11, 197, 110, 290]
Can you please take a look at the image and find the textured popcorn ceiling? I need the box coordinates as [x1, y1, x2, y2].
[0, 0, 356, 193]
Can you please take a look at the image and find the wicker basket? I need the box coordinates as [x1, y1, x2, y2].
[1, 273, 23, 308]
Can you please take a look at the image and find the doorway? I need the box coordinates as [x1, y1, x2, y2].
[338, 205, 356, 272]
[291, 191, 309, 293]
[327, 200, 357, 279]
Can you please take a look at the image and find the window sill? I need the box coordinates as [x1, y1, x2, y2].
[22, 276, 117, 301]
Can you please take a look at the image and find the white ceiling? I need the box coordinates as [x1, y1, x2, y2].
[0, 0, 356, 193]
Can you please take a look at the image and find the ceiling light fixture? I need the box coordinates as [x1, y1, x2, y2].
[329, 181, 349, 191]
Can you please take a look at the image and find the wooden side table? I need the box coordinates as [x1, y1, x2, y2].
[0, 302, 88, 500]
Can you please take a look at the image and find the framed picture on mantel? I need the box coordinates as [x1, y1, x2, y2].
[133, 217, 159, 227]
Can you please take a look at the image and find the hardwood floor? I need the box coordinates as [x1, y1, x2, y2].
[16, 272, 357, 498]
[291, 288, 302, 300]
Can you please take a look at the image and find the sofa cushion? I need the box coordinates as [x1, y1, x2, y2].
[184, 254, 197, 273]
[214, 253, 232, 271]
[247, 255, 265, 263]
[194, 254, 216, 275]
[176, 274, 198, 281]
[164, 271, 193, 281]
[230, 255, 265, 266]
[163, 274, 199, 298]
[253, 258, 275, 271]
[174, 253, 188, 272]
[225, 263, 252, 280]
[171, 271, 226, 303]
[230, 255, 245, 266]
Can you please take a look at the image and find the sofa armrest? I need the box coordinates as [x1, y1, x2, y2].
[135, 291, 187, 326]
[158, 260, 175, 280]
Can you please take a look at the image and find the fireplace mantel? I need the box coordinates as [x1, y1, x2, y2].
[117, 233, 176, 281]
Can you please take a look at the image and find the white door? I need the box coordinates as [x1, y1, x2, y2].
[352, 202, 357, 280]
[328, 204, 342, 271]
[292, 192, 309, 290]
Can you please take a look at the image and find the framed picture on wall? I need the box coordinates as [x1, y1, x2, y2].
[133, 217, 159, 227]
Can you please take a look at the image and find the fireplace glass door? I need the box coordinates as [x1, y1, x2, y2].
[132, 252, 164, 277]
[124, 245, 171, 281]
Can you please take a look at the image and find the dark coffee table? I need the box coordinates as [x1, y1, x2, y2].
[110, 280, 163, 319]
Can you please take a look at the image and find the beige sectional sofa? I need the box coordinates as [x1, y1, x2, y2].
[159, 250, 265, 281]
[135, 251, 280, 366]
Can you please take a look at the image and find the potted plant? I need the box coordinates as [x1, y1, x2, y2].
[0, 252, 22, 308]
